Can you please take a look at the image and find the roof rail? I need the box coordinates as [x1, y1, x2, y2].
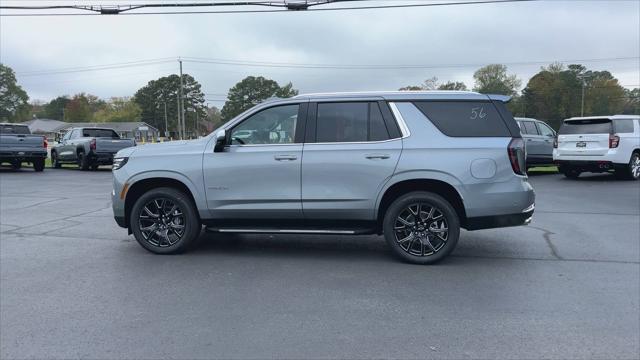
[487, 94, 512, 103]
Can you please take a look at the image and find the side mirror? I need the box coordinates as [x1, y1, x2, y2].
[213, 130, 226, 153]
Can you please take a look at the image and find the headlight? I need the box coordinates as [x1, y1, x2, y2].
[112, 157, 128, 170]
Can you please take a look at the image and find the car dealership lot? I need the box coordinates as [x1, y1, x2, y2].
[1, 168, 638, 359]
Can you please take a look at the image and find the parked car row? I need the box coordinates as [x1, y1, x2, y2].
[515, 115, 639, 180]
[0, 126, 136, 172]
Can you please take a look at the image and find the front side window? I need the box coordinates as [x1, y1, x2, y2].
[231, 104, 299, 145]
[316, 102, 390, 143]
[523, 121, 539, 135]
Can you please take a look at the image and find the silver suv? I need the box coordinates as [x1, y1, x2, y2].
[111, 91, 534, 264]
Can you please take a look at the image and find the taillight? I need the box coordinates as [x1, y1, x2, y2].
[43, 137, 48, 149]
[553, 137, 558, 149]
[508, 138, 526, 176]
[90, 138, 96, 151]
[609, 134, 619, 148]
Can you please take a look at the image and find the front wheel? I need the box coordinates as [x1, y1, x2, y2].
[51, 151, 61, 168]
[383, 191, 460, 264]
[130, 187, 201, 254]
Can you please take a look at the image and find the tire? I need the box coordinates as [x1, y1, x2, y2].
[617, 152, 640, 180]
[77, 151, 90, 170]
[90, 164, 99, 171]
[383, 191, 460, 265]
[130, 187, 201, 254]
[10, 161, 21, 170]
[51, 151, 61, 168]
[559, 165, 581, 179]
[33, 158, 45, 172]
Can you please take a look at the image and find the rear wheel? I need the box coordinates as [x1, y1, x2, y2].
[130, 187, 201, 254]
[90, 164, 99, 171]
[617, 152, 640, 180]
[33, 158, 45, 172]
[559, 165, 581, 179]
[383, 191, 460, 265]
[77, 151, 90, 170]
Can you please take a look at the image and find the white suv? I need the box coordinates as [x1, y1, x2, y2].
[553, 115, 640, 180]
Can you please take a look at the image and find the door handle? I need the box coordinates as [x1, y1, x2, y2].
[365, 154, 390, 160]
[527, 138, 533, 141]
[274, 154, 297, 161]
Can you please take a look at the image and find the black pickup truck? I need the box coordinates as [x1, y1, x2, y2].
[0, 123, 47, 171]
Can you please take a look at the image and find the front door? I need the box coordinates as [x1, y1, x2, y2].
[203, 103, 307, 220]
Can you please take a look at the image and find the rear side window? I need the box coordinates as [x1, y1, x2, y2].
[0, 125, 31, 134]
[614, 119, 635, 133]
[536, 122, 555, 137]
[316, 102, 390, 143]
[559, 119, 612, 135]
[413, 101, 511, 137]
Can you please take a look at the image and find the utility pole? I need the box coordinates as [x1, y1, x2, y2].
[163, 102, 168, 139]
[178, 58, 185, 140]
[176, 96, 181, 139]
[195, 109, 199, 138]
[578, 74, 591, 117]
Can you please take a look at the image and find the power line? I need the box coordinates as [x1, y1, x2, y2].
[0, 0, 542, 16]
[16, 55, 639, 76]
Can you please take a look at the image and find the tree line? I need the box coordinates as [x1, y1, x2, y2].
[1, 62, 638, 133]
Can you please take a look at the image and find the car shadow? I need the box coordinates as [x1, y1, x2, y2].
[562, 172, 622, 182]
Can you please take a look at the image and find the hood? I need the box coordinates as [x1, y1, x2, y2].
[124, 137, 211, 158]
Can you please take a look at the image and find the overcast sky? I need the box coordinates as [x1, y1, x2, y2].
[1, 0, 639, 107]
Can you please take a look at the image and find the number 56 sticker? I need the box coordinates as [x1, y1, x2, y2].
[470, 107, 487, 120]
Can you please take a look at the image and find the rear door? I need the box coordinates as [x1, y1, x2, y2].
[557, 119, 612, 156]
[535, 121, 555, 160]
[301, 101, 402, 221]
[521, 121, 545, 157]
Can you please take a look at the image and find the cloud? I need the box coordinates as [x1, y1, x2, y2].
[1, 0, 638, 102]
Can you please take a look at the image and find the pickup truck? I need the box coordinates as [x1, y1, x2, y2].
[0, 123, 47, 171]
[51, 127, 136, 170]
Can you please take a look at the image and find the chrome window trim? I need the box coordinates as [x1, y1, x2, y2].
[388, 102, 411, 138]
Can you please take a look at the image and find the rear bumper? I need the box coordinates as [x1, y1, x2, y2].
[0, 151, 47, 162]
[465, 204, 534, 230]
[555, 160, 617, 171]
[90, 152, 115, 165]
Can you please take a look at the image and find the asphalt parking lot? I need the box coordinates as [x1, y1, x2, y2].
[1, 167, 639, 359]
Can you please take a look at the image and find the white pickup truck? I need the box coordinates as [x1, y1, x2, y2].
[0, 123, 47, 171]
[553, 115, 640, 180]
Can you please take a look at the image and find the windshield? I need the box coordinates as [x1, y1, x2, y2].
[0, 124, 31, 134]
[559, 119, 612, 135]
[82, 129, 120, 138]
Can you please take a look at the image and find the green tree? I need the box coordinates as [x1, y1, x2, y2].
[473, 64, 521, 96]
[221, 76, 298, 121]
[64, 93, 104, 122]
[94, 97, 142, 122]
[522, 63, 627, 129]
[438, 81, 468, 91]
[621, 88, 639, 115]
[43, 96, 71, 120]
[0, 63, 30, 122]
[134, 74, 205, 133]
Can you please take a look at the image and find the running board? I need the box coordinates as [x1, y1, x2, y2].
[205, 228, 373, 235]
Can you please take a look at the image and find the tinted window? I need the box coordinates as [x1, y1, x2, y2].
[317, 102, 368, 143]
[0, 124, 30, 134]
[537, 122, 555, 137]
[231, 104, 299, 145]
[82, 129, 119, 138]
[559, 119, 612, 134]
[369, 103, 390, 141]
[614, 119, 635, 133]
[413, 101, 510, 137]
[523, 122, 539, 135]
